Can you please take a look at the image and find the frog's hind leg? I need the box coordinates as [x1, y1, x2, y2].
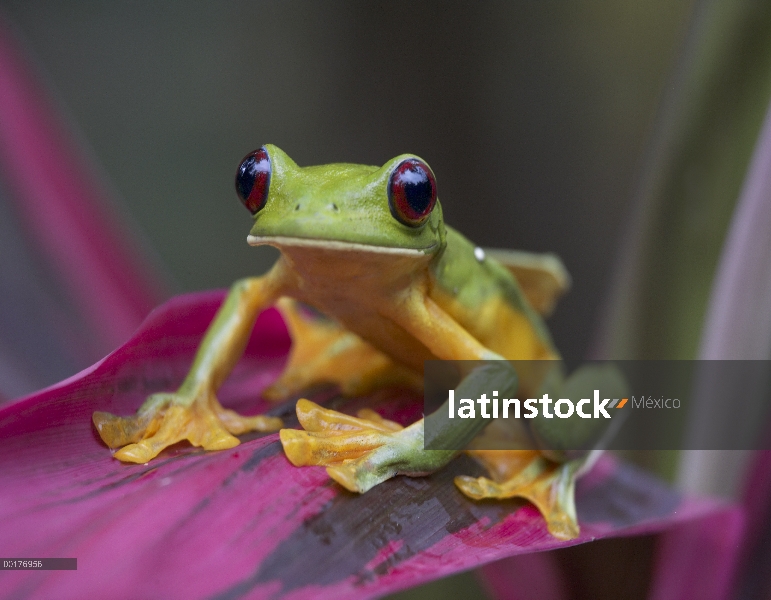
[455, 450, 582, 541]
[263, 298, 421, 400]
[454, 363, 628, 541]
[279, 297, 521, 496]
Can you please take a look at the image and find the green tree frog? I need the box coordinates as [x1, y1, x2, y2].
[94, 145, 604, 540]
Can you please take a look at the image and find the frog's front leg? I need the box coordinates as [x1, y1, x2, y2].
[93, 265, 290, 463]
[281, 398, 455, 491]
[280, 291, 518, 490]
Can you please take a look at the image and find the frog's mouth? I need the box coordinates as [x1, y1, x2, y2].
[247, 235, 437, 256]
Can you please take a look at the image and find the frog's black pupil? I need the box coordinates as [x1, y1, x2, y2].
[402, 169, 432, 213]
[236, 157, 257, 200]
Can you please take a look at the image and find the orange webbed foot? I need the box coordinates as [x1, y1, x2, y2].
[93, 392, 282, 463]
[280, 399, 455, 493]
[455, 450, 581, 540]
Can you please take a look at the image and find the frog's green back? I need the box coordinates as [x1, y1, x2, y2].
[429, 226, 557, 361]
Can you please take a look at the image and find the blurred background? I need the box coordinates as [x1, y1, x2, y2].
[2, 1, 770, 598]
[0, 0, 696, 371]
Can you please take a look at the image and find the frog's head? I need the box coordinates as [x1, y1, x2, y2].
[236, 145, 445, 257]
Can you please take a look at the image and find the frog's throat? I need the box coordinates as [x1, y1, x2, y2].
[247, 235, 437, 256]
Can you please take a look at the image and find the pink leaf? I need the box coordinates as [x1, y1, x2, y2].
[0, 292, 730, 599]
[0, 17, 168, 364]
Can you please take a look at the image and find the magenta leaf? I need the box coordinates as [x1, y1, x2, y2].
[0, 293, 729, 599]
[648, 507, 744, 600]
[695, 93, 771, 598]
[0, 18, 169, 398]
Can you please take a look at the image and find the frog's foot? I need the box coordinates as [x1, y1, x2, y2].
[455, 450, 581, 540]
[280, 399, 455, 492]
[93, 392, 282, 464]
[263, 299, 420, 400]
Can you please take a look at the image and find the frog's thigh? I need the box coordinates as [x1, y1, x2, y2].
[264, 298, 420, 400]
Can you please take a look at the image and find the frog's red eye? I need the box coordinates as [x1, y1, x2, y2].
[236, 147, 271, 214]
[387, 158, 437, 227]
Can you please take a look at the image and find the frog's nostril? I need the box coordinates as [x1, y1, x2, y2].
[294, 204, 301, 211]
[329, 203, 339, 212]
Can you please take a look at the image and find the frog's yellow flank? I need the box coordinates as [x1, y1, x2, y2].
[94, 145, 589, 540]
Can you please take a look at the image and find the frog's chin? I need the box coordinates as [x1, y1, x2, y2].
[247, 235, 436, 256]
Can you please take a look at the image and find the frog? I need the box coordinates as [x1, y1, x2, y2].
[93, 144, 617, 540]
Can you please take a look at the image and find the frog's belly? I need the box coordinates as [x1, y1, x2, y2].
[278, 247, 435, 370]
[326, 302, 433, 372]
[280, 245, 553, 372]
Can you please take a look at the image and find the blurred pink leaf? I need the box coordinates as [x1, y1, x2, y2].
[694, 90, 771, 598]
[0, 16, 169, 397]
[0, 292, 730, 599]
[648, 507, 744, 600]
[738, 447, 771, 598]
